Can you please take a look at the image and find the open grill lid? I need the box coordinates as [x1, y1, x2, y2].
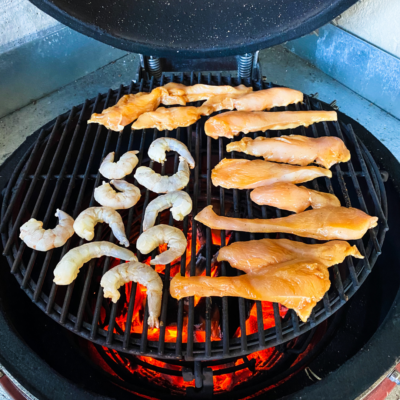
[28, 0, 358, 58]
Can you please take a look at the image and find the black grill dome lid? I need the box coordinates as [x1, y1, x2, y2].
[29, 0, 358, 58]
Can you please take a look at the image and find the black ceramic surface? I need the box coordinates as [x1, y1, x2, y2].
[28, 0, 358, 58]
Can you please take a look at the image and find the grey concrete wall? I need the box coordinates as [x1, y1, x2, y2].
[336, 0, 400, 58]
[0, 0, 59, 52]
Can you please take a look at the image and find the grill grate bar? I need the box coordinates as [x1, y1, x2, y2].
[1, 128, 48, 234]
[119, 79, 150, 349]
[46, 96, 101, 314]
[331, 122, 373, 272]
[20, 106, 78, 291]
[230, 151, 248, 352]
[139, 125, 159, 354]
[319, 119, 360, 288]
[158, 126, 181, 356]
[186, 72, 202, 360]
[264, 105, 295, 339]
[186, 120, 201, 359]
[297, 103, 336, 314]
[245, 189, 266, 348]
[175, 124, 192, 357]
[75, 85, 126, 334]
[32, 106, 90, 301]
[103, 82, 145, 344]
[4, 116, 63, 256]
[346, 125, 387, 230]
[302, 98, 348, 303]
[205, 133, 212, 358]
[216, 73, 231, 357]
[59, 88, 115, 324]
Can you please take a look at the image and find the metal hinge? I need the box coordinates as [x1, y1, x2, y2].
[389, 370, 400, 385]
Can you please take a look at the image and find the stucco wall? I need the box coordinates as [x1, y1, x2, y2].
[337, 0, 400, 59]
[0, 0, 59, 51]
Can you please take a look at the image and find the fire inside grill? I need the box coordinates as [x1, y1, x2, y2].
[0, 73, 388, 394]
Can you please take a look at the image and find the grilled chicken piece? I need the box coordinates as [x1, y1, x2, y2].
[88, 87, 168, 132]
[250, 183, 340, 213]
[202, 87, 303, 114]
[204, 110, 337, 139]
[162, 83, 252, 105]
[218, 239, 362, 274]
[195, 205, 378, 241]
[227, 136, 350, 169]
[211, 158, 331, 190]
[170, 260, 331, 322]
[131, 106, 211, 131]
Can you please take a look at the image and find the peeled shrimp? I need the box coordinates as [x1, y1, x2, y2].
[53, 241, 137, 285]
[99, 151, 139, 180]
[19, 209, 74, 252]
[74, 207, 129, 247]
[94, 180, 141, 209]
[143, 191, 192, 231]
[101, 261, 163, 328]
[134, 156, 190, 193]
[136, 224, 187, 265]
[148, 138, 195, 169]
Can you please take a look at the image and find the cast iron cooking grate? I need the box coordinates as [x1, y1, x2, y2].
[0, 72, 388, 360]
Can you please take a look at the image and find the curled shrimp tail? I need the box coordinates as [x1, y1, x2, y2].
[143, 191, 192, 231]
[134, 157, 190, 193]
[148, 137, 195, 169]
[19, 209, 74, 251]
[53, 241, 137, 285]
[136, 224, 187, 265]
[74, 207, 129, 247]
[99, 151, 139, 180]
[100, 261, 163, 328]
[94, 180, 141, 210]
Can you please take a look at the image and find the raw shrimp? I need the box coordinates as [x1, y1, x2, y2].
[148, 137, 195, 169]
[134, 156, 190, 193]
[19, 209, 74, 252]
[143, 191, 192, 231]
[53, 241, 137, 285]
[94, 180, 141, 209]
[136, 224, 187, 265]
[74, 207, 129, 247]
[101, 261, 163, 328]
[99, 151, 139, 180]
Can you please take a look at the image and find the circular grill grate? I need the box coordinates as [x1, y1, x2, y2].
[0, 73, 388, 360]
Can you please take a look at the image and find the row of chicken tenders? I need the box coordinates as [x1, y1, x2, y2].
[18, 82, 379, 332]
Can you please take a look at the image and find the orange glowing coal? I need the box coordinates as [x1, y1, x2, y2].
[100, 300, 291, 395]
[100, 224, 298, 394]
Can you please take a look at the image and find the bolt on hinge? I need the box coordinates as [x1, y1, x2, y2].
[389, 370, 400, 385]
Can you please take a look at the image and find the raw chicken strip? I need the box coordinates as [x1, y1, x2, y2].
[204, 110, 337, 139]
[227, 136, 350, 169]
[88, 87, 168, 132]
[218, 239, 362, 274]
[211, 158, 332, 189]
[250, 183, 340, 213]
[195, 205, 378, 241]
[162, 83, 252, 105]
[202, 87, 303, 114]
[131, 106, 211, 131]
[170, 259, 331, 322]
